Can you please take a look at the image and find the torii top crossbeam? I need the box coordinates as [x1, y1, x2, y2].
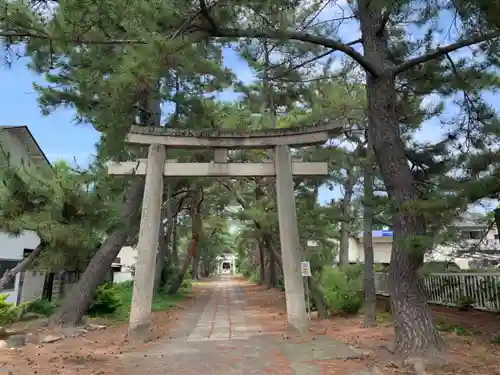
[125, 123, 344, 149]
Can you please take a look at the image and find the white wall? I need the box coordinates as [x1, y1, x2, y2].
[0, 129, 53, 304]
[333, 237, 392, 264]
[0, 230, 41, 303]
[343, 235, 476, 269]
[113, 271, 133, 283]
[113, 246, 137, 283]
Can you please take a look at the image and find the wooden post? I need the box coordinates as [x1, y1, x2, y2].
[128, 144, 166, 341]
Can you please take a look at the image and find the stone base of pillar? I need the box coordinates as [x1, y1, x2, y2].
[127, 321, 152, 343]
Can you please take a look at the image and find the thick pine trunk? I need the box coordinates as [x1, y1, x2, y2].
[369, 75, 443, 356]
[50, 180, 144, 327]
[358, 5, 443, 355]
[362, 132, 377, 328]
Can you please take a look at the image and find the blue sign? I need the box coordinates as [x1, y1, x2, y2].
[359, 230, 393, 237]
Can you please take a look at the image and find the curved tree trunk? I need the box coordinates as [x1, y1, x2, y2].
[362, 132, 377, 328]
[0, 243, 44, 289]
[168, 192, 203, 294]
[50, 180, 144, 327]
[168, 236, 200, 294]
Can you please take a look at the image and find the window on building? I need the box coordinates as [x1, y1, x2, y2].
[462, 230, 481, 240]
[0, 260, 18, 291]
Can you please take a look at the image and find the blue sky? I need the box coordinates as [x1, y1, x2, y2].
[0, 59, 99, 166]
[0, 49, 252, 166]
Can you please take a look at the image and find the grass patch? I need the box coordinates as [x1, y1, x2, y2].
[375, 311, 392, 325]
[109, 280, 192, 321]
[435, 318, 473, 336]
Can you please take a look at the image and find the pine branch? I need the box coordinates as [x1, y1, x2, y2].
[204, 27, 381, 77]
[0, 243, 44, 289]
[392, 30, 500, 75]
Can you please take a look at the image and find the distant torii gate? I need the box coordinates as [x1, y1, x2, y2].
[106, 124, 340, 340]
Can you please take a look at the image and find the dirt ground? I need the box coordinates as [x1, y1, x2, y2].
[241, 281, 500, 375]
[2, 280, 500, 375]
[0, 292, 198, 375]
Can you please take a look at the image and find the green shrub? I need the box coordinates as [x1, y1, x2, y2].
[341, 264, 364, 285]
[239, 262, 255, 278]
[87, 283, 122, 317]
[24, 298, 58, 316]
[277, 277, 285, 291]
[248, 269, 260, 283]
[320, 267, 363, 315]
[0, 294, 20, 326]
[373, 263, 389, 272]
[181, 277, 192, 291]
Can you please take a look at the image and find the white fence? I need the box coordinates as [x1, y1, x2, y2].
[374, 272, 500, 312]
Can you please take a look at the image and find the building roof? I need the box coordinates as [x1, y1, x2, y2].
[0, 125, 53, 171]
[453, 212, 488, 228]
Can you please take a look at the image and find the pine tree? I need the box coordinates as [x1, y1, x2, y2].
[0, 158, 114, 288]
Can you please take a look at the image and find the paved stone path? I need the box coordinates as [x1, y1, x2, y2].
[121, 276, 362, 375]
[187, 278, 263, 342]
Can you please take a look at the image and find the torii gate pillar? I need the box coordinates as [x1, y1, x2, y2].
[274, 145, 308, 335]
[128, 144, 166, 341]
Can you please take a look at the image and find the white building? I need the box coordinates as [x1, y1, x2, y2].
[0, 126, 55, 304]
[216, 252, 237, 275]
[342, 214, 500, 269]
[112, 246, 136, 283]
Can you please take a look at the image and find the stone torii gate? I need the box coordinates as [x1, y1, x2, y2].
[106, 124, 339, 340]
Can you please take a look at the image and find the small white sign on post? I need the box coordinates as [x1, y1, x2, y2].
[300, 261, 312, 277]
